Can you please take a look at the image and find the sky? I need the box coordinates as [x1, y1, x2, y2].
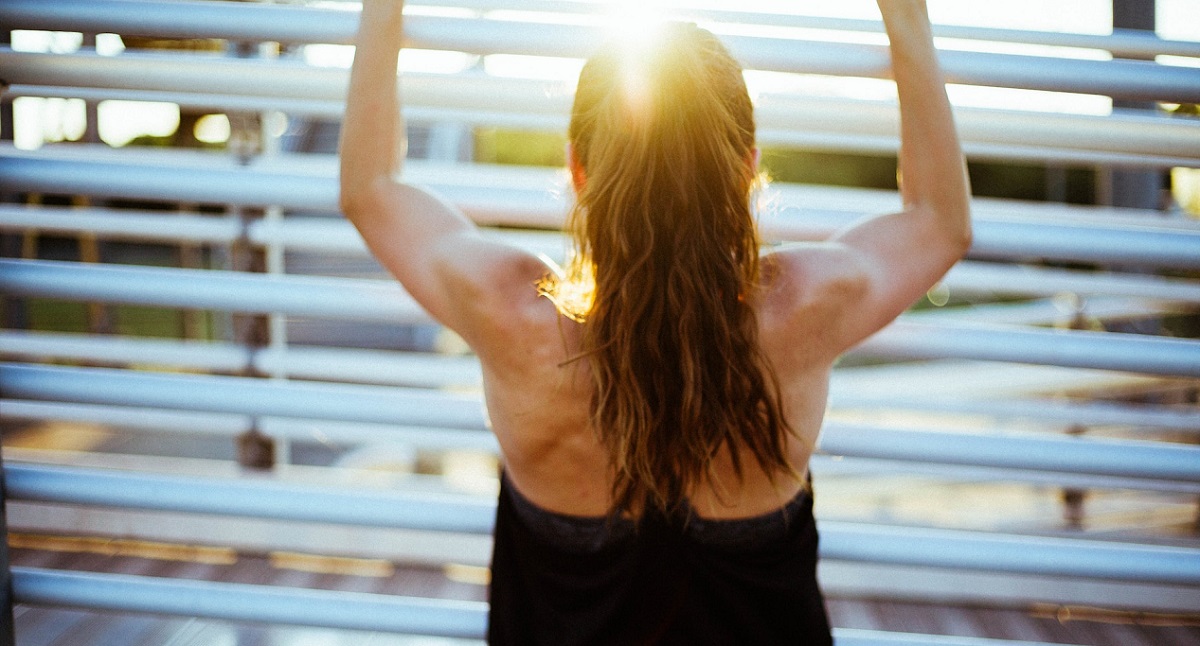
[8, 0, 1200, 149]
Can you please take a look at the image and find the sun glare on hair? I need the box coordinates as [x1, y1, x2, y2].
[601, 0, 668, 51]
[601, 1, 670, 124]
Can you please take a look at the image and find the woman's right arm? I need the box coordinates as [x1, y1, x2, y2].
[339, 0, 546, 347]
[776, 0, 971, 355]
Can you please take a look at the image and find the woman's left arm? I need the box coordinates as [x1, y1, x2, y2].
[339, 0, 543, 341]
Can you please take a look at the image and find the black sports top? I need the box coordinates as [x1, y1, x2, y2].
[487, 474, 833, 645]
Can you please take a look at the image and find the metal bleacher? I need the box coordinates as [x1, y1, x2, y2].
[1, 0, 1199, 644]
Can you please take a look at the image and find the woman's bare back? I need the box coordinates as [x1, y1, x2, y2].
[479, 253, 842, 520]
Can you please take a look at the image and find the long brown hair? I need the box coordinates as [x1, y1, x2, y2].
[543, 23, 794, 516]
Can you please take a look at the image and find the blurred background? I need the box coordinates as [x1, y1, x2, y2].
[1, 1, 1199, 645]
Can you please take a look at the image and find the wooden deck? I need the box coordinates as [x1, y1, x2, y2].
[10, 540, 1200, 646]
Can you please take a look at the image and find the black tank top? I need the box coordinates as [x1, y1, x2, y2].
[487, 474, 833, 645]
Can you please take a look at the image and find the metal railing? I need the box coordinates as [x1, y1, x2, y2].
[6, 50, 1200, 167]
[4, 152, 1200, 272]
[2, 0, 1199, 643]
[3, 0, 1199, 104]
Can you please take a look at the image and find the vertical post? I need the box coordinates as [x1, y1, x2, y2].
[0, 64, 18, 643]
[0, 447, 16, 646]
[0, 30, 27, 333]
[227, 34, 277, 470]
[1101, 0, 1162, 209]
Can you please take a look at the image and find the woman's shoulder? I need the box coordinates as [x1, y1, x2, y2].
[758, 244, 869, 344]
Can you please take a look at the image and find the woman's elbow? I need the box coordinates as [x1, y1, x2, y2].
[953, 204, 973, 258]
[338, 175, 377, 222]
[337, 186, 359, 220]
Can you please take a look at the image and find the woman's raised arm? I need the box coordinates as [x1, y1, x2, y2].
[338, 0, 544, 344]
[776, 0, 972, 356]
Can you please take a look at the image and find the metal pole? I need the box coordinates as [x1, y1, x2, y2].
[0, 57, 18, 646]
[1104, 0, 1163, 209]
[0, 448, 15, 646]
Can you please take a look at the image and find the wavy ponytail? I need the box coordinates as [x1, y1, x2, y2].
[543, 23, 795, 516]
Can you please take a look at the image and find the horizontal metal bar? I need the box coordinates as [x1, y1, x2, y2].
[9, 568, 1074, 646]
[0, 259, 430, 324]
[826, 394, 1200, 433]
[7, 203, 1200, 279]
[3, 0, 1198, 103]
[5, 150, 1200, 271]
[7, 51, 1200, 167]
[817, 423, 1200, 483]
[418, 0, 1200, 60]
[11, 567, 489, 638]
[0, 363, 487, 430]
[833, 628, 1079, 646]
[6, 202, 1198, 280]
[8, 325, 1198, 427]
[4, 363, 1197, 482]
[4, 259, 1199, 372]
[4, 463, 495, 533]
[0, 205, 245, 245]
[939, 263, 1200, 303]
[0, 205, 560, 259]
[8, 84, 1196, 170]
[816, 522, 1200, 586]
[0, 400, 501, 452]
[861, 319, 1200, 378]
[5, 399, 1194, 493]
[7, 464, 1199, 584]
[0, 330, 481, 389]
[812, 455, 1200, 496]
[0, 330, 253, 373]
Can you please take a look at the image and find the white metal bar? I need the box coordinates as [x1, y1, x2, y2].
[417, 0, 1200, 60]
[6, 203, 1200, 274]
[0, 330, 481, 388]
[7, 386, 1195, 451]
[5, 50, 1200, 167]
[4, 399, 1194, 493]
[11, 82, 1200, 168]
[816, 422, 1200, 483]
[9, 0, 1200, 63]
[826, 395, 1200, 433]
[2, 0, 1197, 102]
[4, 463, 496, 532]
[0, 401, 499, 452]
[0, 259, 430, 323]
[7, 204, 1198, 278]
[5, 152, 1200, 271]
[3, 397, 1194, 494]
[0, 205, 243, 245]
[810, 455, 1200, 496]
[816, 522, 1200, 585]
[833, 628, 1079, 646]
[4, 259, 1199, 370]
[6, 464, 1199, 584]
[0, 330, 253, 373]
[4, 363, 1198, 482]
[0, 363, 487, 429]
[11, 567, 489, 639]
[939, 263, 1200, 302]
[8, 568, 1076, 646]
[5, 84, 347, 119]
[858, 319, 1200, 377]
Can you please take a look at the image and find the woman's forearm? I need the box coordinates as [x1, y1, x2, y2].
[339, 0, 407, 214]
[878, 0, 972, 247]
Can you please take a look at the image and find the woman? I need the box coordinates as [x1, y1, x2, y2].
[340, 1, 970, 643]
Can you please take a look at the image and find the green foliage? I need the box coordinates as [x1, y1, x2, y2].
[474, 128, 567, 167]
[760, 149, 898, 190]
